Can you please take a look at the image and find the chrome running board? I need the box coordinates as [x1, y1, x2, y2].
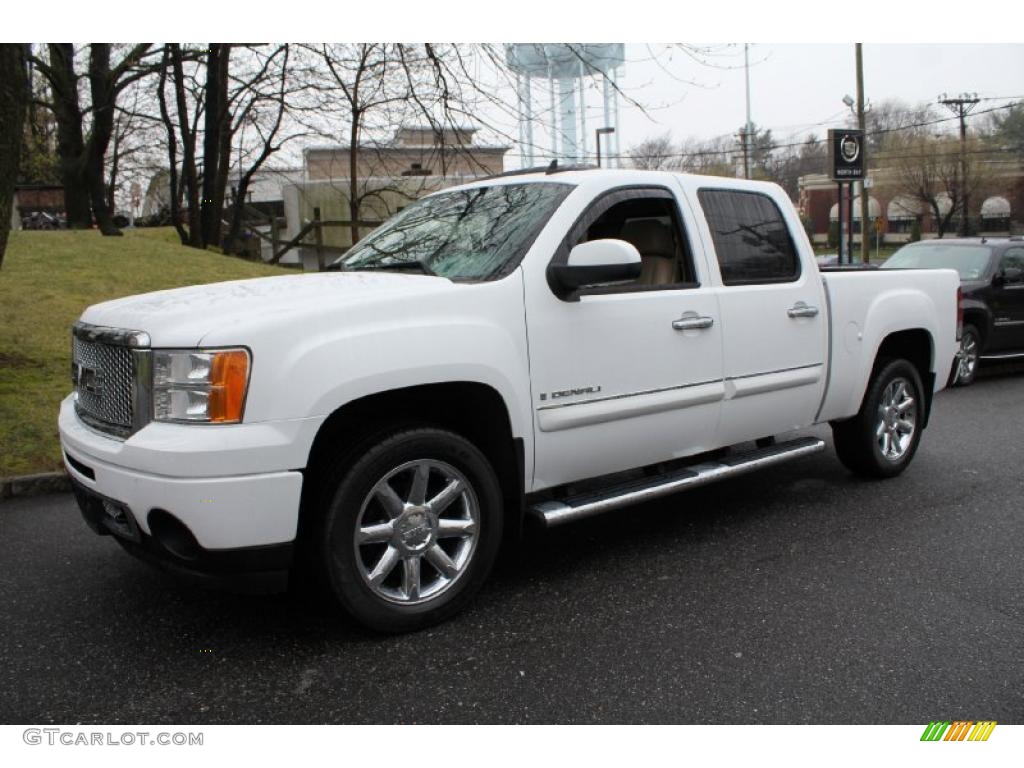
[979, 351, 1024, 361]
[528, 436, 826, 528]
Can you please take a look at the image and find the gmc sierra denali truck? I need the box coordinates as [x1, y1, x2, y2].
[59, 168, 960, 632]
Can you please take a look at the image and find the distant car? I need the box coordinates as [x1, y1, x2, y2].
[882, 238, 1024, 385]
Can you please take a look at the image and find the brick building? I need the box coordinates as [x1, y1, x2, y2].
[304, 125, 508, 182]
[11, 184, 65, 225]
[278, 125, 510, 257]
[798, 163, 1024, 244]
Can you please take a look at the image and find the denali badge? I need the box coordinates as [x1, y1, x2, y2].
[539, 385, 602, 402]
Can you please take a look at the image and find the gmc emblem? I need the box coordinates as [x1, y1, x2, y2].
[72, 361, 103, 395]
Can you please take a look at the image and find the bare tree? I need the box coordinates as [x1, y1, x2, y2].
[307, 44, 470, 244]
[864, 98, 937, 153]
[628, 133, 677, 170]
[157, 43, 297, 251]
[30, 44, 158, 235]
[881, 133, 995, 238]
[0, 44, 28, 269]
[771, 134, 827, 200]
[104, 79, 164, 217]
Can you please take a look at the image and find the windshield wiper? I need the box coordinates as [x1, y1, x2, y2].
[351, 259, 437, 276]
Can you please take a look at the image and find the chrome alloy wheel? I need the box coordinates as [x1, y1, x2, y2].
[956, 332, 979, 383]
[354, 459, 479, 605]
[875, 377, 917, 461]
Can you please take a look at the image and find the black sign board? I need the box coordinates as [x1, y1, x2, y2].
[828, 128, 865, 181]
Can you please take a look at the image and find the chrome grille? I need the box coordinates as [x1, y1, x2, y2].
[71, 322, 151, 438]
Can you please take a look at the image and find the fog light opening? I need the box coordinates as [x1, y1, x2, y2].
[147, 509, 201, 561]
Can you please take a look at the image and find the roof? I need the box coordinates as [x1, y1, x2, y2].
[437, 167, 786, 199]
[302, 143, 510, 155]
[902, 237, 1020, 247]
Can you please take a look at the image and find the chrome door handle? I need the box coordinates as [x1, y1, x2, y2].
[787, 302, 820, 318]
[672, 315, 715, 331]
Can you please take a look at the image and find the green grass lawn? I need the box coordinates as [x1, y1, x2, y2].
[0, 228, 289, 478]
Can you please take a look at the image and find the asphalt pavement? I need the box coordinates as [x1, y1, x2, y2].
[2, 367, 1023, 724]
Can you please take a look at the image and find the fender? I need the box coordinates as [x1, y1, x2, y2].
[960, 295, 993, 343]
[844, 288, 939, 419]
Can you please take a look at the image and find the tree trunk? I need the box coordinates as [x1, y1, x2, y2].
[85, 45, 122, 236]
[0, 44, 28, 269]
[169, 46, 202, 247]
[157, 47, 188, 245]
[348, 110, 361, 244]
[47, 44, 92, 229]
[200, 44, 231, 248]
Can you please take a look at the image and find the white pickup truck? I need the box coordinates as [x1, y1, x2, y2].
[60, 168, 960, 631]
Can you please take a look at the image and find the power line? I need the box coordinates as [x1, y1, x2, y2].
[504, 100, 1022, 163]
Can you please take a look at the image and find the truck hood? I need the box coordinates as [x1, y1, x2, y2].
[80, 271, 459, 347]
[960, 278, 991, 296]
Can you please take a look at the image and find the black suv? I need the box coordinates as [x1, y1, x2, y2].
[881, 238, 1024, 386]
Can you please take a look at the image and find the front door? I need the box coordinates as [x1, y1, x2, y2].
[524, 186, 724, 491]
[988, 246, 1024, 353]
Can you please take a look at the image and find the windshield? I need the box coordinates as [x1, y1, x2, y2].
[881, 243, 993, 280]
[337, 182, 574, 280]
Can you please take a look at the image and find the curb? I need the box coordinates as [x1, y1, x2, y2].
[0, 471, 71, 502]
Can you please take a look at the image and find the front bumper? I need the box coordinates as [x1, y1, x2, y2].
[71, 478, 293, 589]
[59, 394, 305, 564]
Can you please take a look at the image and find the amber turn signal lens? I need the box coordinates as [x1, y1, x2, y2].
[207, 350, 250, 423]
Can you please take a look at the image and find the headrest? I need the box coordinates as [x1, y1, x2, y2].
[619, 219, 675, 259]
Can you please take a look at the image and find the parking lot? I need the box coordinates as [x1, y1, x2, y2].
[2, 367, 1023, 725]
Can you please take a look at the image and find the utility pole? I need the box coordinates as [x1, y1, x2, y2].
[856, 44, 869, 264]
[743, 43, 753, 180]
[737, 127, 750, 179]
[938, 92, 980, 236]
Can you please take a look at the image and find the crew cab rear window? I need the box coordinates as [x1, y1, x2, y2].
[698, 189, 800, 285]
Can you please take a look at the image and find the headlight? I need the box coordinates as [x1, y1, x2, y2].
[152, 348, 250, 423]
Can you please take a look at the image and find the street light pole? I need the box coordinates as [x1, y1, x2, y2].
[595, 127, 615, 168]
[856, 44, 869, 264]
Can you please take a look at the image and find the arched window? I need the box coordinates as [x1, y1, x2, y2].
[887, 196, 922, 234]
[980, 196, 1011, 233]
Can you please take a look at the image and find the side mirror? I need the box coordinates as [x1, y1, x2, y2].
[548, 239, 642, 297]
[1001, 266, 1023, 285]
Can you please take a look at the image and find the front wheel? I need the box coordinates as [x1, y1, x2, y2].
[832, 359, 925, 478]
[316, 427, 503, 633]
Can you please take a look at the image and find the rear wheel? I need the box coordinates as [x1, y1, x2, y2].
[832, 359, 924, 478]
[316, 427, 503, 632]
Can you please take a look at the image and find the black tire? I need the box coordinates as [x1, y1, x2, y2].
[952, 323, 980, 387]
[832, 358, 925, 479]
[315, 427, 503, 633]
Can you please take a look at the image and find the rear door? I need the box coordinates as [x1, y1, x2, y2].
[685, 183, 828, 445]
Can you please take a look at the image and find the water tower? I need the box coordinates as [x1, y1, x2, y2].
[505, 44, 625, 167]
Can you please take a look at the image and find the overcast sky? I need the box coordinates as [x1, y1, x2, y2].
[496, 43, 1023, 168]
[586, 43, 1023, 157]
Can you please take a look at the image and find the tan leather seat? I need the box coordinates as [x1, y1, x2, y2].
[619, 219, 678, 286]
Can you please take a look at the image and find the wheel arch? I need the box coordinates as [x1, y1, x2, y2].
[961, 301, 990, 349]
[297, 382, 526, 549]
[872, 328, 936, 427]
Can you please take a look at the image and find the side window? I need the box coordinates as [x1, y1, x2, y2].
[568, 193, 698, 290]
[1000, 248, 1024, 281]
[698, 189, 801, 285]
